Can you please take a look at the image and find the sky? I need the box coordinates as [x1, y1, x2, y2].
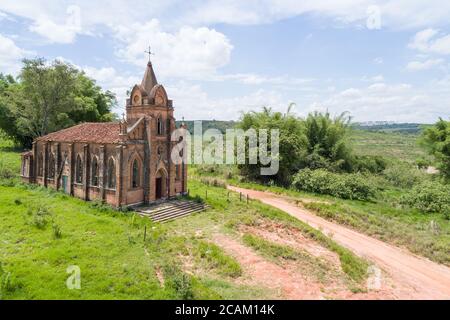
[0, 1, 449, 123]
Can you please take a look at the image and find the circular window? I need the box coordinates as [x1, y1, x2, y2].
[133, 95, 140, 104]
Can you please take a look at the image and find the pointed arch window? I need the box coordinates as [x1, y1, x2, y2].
[157, 116, 163, 135]
[107, 158, 116, 189]
[91, 157, 99, 186]
[76, 155, 83, 184]
[132, 159, 140, 188]
[37, 153, 43, 177]
[48, 153, 55, 179]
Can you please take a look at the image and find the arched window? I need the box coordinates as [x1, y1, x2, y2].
[157, 117, 163, 135]
[76, 155, 83, 184]
[37, 153, 43, 177]
[107, 158, 116, 189]
[48, 154, 55, 178]
[91, 157, 99, 186]
[132, 159, 139, 188]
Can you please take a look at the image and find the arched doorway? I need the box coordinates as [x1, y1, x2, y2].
[155, 168, 167, 200]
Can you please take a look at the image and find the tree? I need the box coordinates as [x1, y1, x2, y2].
[301, 111, 354, 172]
[237, 106, 356, 185]
[237, 105, 306, 185]
[421, 118, 450, 180]
[0, 58, 117, 148]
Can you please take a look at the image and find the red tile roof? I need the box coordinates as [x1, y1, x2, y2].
[36, 122, 122, 144]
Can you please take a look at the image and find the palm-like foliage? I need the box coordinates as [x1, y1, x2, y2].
[237, 106, 354, 185]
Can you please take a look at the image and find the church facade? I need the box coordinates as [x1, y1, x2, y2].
[20, 61, 188, 207]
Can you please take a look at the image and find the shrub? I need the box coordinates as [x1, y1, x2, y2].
[199, 177, 227, 188]
[31, 206, 51, 229]
[400, 181, 450, 214]
[382, 162, 425, 188]
[0, 158, 15, 180]
[162, 263, 194, 300]
[292, 168, 376, 201]
[353, 155, 387, 174]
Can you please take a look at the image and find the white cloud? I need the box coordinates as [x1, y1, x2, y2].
[406, 58, 444, 71]
[211, 73, 315, 87]
[81, 66, 140, 113]
[0, 33, 30, 74]
[308, 82, 448, 123]
[114, 19, 233, 79]
[409, 28, 450, 55]
[29, 6, 82, 44]
[2, 1, 450, 45]
[373, 57, 383, 64]
[168, 83, 287, 120]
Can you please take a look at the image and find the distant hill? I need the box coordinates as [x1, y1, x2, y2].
[352, 122, 429, 134]
[175, 120, 237, 134]
[176, 120, 430, 135]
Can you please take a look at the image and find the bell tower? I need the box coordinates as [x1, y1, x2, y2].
[126, 55, 173, 126]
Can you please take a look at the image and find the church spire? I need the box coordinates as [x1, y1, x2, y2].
[141, 46, 158, 93]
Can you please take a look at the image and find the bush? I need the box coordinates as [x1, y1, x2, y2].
[0, 158, 15, 180]
[292, 168, 376, 201]
[31, 206, 51, 229]
[353, 155, 387, 174]
[199, 177, 227, 188]
[382, 162, 425, 188]
[162, 264, 194, 300]
[400, 181, 450, 214]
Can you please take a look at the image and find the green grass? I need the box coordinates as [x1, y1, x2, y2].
[0, 133, 371, 299]
[0, 132, 22, 184]
[350, 130, 430, 164]
[194, 241, 242, 278]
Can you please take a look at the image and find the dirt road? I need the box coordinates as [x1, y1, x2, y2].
[228, 186, 450, 299]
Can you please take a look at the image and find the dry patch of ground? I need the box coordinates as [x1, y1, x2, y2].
[213, 226, 397, 300]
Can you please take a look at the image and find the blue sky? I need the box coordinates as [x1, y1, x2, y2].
[0, 1, 449, 123]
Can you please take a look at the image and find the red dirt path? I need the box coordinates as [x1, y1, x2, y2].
[228, 186, 450, 300]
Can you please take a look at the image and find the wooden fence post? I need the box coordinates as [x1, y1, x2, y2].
[144, 225, 147, 242]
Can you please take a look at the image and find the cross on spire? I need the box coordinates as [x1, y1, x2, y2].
[144, 45, 154, 63]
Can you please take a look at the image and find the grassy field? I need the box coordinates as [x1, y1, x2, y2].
[0, 133, 368, 299]
[350, 130, 430, 164]
[191, 128, 450, 267]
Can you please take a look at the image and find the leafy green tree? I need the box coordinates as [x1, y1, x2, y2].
[421, 118, 450, 179]
[237, 106, 356, 185]
[0, 74, 24, 145]
[237, 104, 305, 185]
[0, 58, 117, 148]
[301, 111, 354, 172]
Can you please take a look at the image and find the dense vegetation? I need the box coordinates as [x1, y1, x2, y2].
[421, 118, 450, 179]
[0, 59, 117, 148]
[191, 110, 450, 265]
[0, 131, 369, 298]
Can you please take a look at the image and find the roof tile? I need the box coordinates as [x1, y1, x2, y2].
[36, 122, 122, 144]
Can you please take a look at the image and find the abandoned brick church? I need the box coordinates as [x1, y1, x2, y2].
[20, 60, 188, 207]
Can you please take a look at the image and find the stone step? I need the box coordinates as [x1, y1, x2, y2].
[139, 201, 203, 216]
[149, 203, 205, 219]
[152, 206, 208, 223]
[135, 200, 208, 222]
